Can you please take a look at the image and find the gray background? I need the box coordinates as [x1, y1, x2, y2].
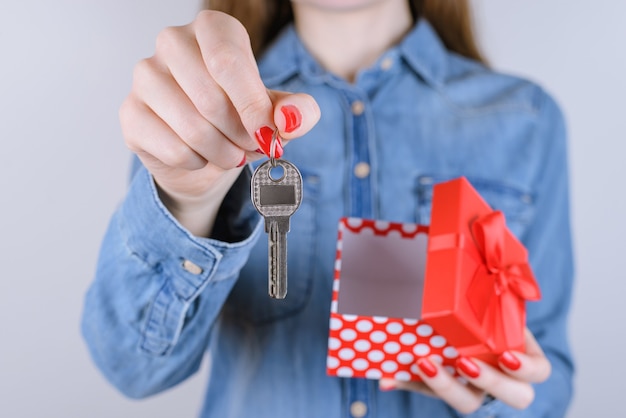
[1, 0, 623, 416]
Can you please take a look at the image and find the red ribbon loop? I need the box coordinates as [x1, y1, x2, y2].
[467, 211, 540, 349]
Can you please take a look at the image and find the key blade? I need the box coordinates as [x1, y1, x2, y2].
[268, 219, 288, 299]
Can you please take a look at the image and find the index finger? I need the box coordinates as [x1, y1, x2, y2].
[194, 12, 275, 151]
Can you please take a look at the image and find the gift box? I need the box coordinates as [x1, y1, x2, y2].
[326, 218, 460, 381]
[326, 177, 540, 382]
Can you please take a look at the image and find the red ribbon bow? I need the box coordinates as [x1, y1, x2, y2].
[467, 211, 541, 350]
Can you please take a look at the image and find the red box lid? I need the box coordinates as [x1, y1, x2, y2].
[421, 177, 540, 360]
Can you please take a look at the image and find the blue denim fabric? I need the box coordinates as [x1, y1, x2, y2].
[82, 19, 574, 418]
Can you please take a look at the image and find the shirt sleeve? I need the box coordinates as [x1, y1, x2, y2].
[81, 164, 262, 399]
[455, 89, 575, 418]
[519, 89, 575, 417]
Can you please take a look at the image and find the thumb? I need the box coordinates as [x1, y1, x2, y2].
[270, 91, 321, 141]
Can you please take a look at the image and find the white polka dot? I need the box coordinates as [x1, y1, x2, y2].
[372, 316, 388, 324]
[360, 227, 375, 236]
[397, 352, 414, 365]
[337, 367, 354, 378]
[368, 350, 385, 362]
[430, 354, 443, 364]
[354, 339, 371, 352]
[381, 361, 398, 373]
[430, 335, 446, 348]
[336, 239, 343, 251]
[352, 359, 369, 371]
[399, 333, 417, 346]
[331, 300, 338, 313]
[410, 364, 420, 375]
[403, 319, 418, 326]
[356, 320, 373, 333]
[330, 317, 343, 330]
[370, 331, 387, 343]
[383, 341, 401, 354]
[327, 356, 339, 369]
[366, 369, 382, 379]
[332, 279, 340, 291]
[444, 366, 456, 375]
[402, 223, 418, 234]
[334, 259, 342, 271]
[346, 218, 363, 228]
[443, 346, 458, 359]
[340, 329, 357, 341]
[343, 314, 358, 322]
[375, 220, 390, 231]
[386, 322, 403, 335]
[416, 324, 433, 336]
[413, 344, 430, 356]
[387, 229, 402, 238]
[339, 348, 355, 361]
[328, 337, 341, 350]
[394, 371, 412, 381]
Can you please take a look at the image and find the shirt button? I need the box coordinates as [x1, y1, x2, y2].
[350, 401, 368, 417]
[354, 162, 370, 178]
[351, 100, 365, 116]
[182, 259, 203, 275]
[380, 57, 393, 71]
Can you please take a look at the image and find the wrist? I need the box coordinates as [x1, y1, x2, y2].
[155, 168, 244, 237]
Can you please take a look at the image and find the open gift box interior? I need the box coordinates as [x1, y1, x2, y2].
[337, 219, 427, 319]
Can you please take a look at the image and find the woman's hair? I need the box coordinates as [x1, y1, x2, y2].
[203, 0, 485, 64]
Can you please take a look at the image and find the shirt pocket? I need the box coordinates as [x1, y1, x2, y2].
[225, 169, 320, 325]
[415, 175, 535, 239]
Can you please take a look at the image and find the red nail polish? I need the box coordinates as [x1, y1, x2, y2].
[499, 351, 521, 371]
[255, 148, 265, 154]
[456, 357, 481, 379]
[254, 126, 283, 158]
[280, 105, 302, 133]
[236, 155, 246, 167]
[416, 358, 438, 378]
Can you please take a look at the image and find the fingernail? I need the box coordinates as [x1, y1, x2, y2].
[379, 379, 396, 391]
[236, 155, 246, 168]
[499, 351, 521, 371]
[255, 148, 265, 154]
[456, 357, 481, 379]
[280, 105, 302, 133]
[416, 358, 438, 378]
[254, 126, 283, 158]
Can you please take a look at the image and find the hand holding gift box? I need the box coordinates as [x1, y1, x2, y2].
[327, 177, 541, 382]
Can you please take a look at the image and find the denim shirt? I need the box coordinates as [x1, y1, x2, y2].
[82, 19, 574, 418]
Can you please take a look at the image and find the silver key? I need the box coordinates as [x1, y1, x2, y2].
[251, 159, 303, 299]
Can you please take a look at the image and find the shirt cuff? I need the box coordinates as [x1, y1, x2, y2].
[118, 166, 261, 355]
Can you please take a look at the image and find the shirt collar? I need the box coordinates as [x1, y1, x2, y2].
[399, 19, 449, 88]
[258, 18, 449, 89]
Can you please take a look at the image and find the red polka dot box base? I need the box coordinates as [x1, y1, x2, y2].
[326, 218, 460, 382]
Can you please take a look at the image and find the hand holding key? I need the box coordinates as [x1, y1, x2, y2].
[119, 10, 319, 236]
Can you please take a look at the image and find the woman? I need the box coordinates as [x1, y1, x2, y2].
[82, 0, 574, 416]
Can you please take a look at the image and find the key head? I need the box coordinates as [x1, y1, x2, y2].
[251, 159, 303, 219]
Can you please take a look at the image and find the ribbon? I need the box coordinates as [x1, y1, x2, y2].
[467, 211, 541, 350]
